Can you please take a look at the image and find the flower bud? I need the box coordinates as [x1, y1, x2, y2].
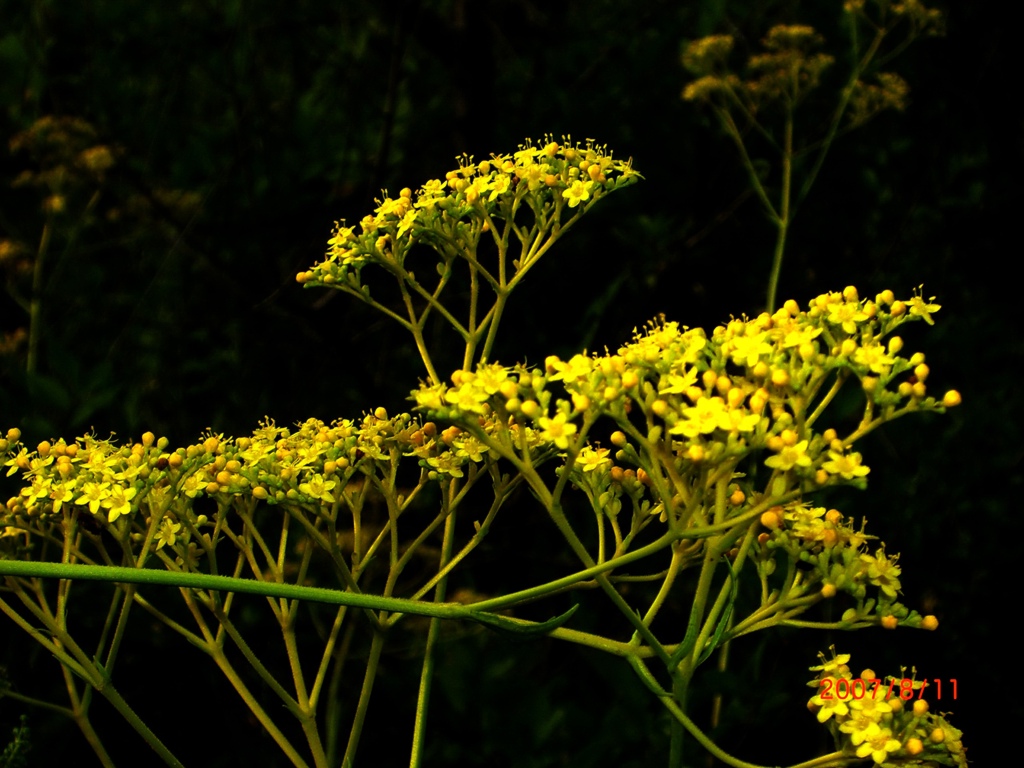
[913, 699, 929, 716]
[881, 615, 898, 629]
[905, 738, 924, 756]
[921, 614, 939, 631]
[942, 390, 961, 408]
[760, 507, 784, 529]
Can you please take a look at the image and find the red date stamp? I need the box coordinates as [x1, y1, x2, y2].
[819, 677, 957, 701]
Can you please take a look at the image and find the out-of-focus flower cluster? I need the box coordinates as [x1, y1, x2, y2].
[296, 137, 641, 286]
[682, 0, 942, 122]
[807, 648, 967, 766]
[682, 24, 834, 109]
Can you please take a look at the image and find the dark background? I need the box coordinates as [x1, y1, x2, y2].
[0, 1, 1014, 765]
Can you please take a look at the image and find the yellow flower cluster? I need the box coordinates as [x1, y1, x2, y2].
[296, 137, 641, 286]
[758, 502, 928, 629]
[0, 408, 519, 546]
[807, 649, 968, 766]
[413, 288, 958, 483]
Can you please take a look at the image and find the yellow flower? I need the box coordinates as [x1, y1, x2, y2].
[577, 446, 611, 472]
[538, 413, 577, 449]
[562, 179, 595, 208]
[673, 397, 731, 437]
[658, 367, 698, 395]
[726, 331, 773, 368]
[426, 453, 464, 478]
[826, 301, 870, 334]
[853, 723, 901, 764]
[765, 440, 812, 471]
[859, 549, 901, 598]
[49, 479, 77, 512]
[853, 344, 895, 375]
[102, 485, 137, 523]
[907, 291, 941, 325]
[75, 480, 112, 514]
[156, 518, 182, 550]
[822, 450, 870, 480]
[299, 473, 337, 504]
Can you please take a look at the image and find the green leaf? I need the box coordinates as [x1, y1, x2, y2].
[470, 604, 579, 637]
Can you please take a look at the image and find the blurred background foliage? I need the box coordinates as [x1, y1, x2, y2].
[0, 0, 1015, 765]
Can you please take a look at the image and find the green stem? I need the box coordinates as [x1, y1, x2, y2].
[93, 671, 186, 768]
[26, 219, 51, 374]
[766, 110, 794, 313]
[341, 626, 387, 768]
[409, 501, 458, 767]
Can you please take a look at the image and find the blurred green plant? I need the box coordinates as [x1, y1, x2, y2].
[0, 712, 30, 768]
[681, 0, 943, 312]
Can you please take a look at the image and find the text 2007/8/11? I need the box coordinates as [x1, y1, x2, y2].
[819, 677, 958, 701]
